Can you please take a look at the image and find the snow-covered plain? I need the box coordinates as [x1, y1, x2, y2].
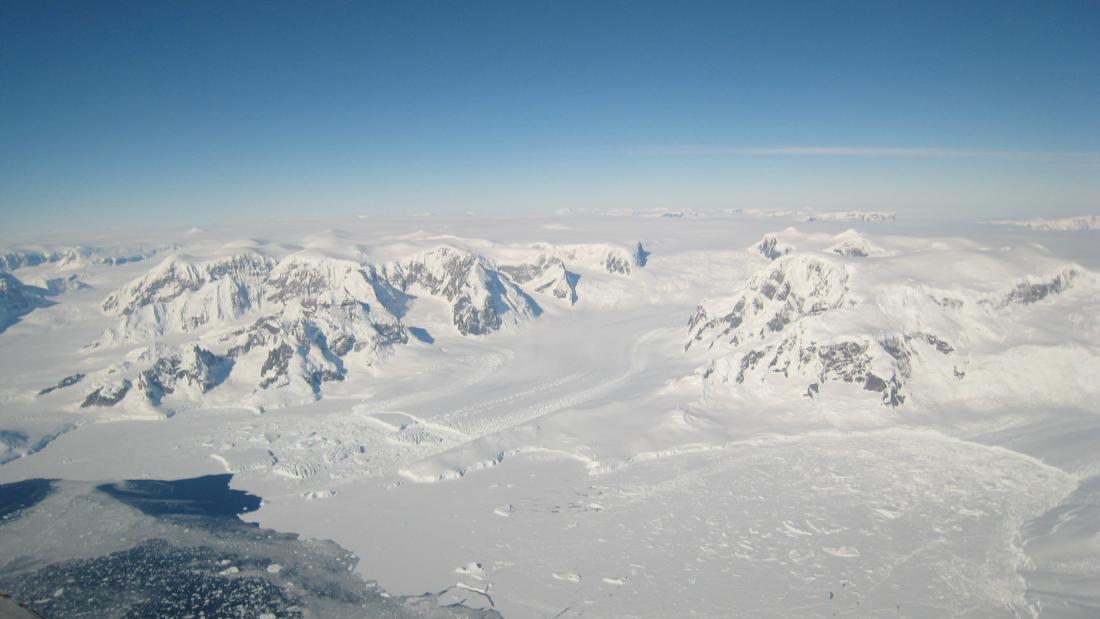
[1, 211, 1099, 617]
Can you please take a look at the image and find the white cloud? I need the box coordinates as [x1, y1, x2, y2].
[631, 145, 1100, 163]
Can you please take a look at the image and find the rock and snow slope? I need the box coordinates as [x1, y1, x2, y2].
[1, 213, 1098, 618]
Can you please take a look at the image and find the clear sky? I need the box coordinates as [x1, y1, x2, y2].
[2, 0, 1099, 234]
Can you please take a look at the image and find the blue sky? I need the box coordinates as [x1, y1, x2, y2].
[2, 1, 1098, 234]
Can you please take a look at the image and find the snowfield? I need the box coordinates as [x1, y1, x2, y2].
[1, 211, 1099, 617]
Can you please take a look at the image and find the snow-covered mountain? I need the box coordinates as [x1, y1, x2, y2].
[804, 210, 895, 222]
[0, 272, 51, 334]
[826, 229, 881, 257]
[687, 244, 1098, 407]
[992, 214, 1100, 231]
[688, 255, 851, 349]
[0, 249, 60, 271]
[551, 207, 897, 223]
[98, 252, 276, 342]
[736, 208, 896, 222]
[0, 244, 176, 272]
[685, 254, 912, 405]
[498, 255, 579, 305]
[57, 240, 650, 412]
[85, 249, 418, 408]
[8, 221, 1092, 419]
[381, 247, 542, 336]
[754, 234, 796, 261]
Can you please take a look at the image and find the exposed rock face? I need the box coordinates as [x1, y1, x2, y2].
[756, 235, 794, 261]
[830, 243, 869, 257]
[605, 252, 632, 275]
[994, 269, 1077, 307]
[259, 343, 298, 390]
[139, 346, 233, 405]
[81, 378, 132, 408]
[913, 332, 954, 354]
[38, 373, 85, 396]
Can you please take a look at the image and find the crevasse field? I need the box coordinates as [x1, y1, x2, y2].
[1, 210, 1098, 618]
